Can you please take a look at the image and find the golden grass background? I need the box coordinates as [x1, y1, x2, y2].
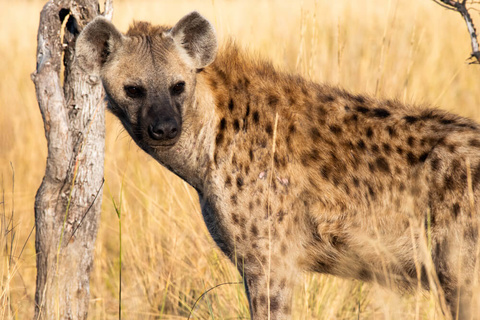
[1, 0, 480, 318]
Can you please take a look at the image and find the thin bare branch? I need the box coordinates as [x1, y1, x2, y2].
[432, 0, 458, 11]
[432, 0, 480, 63]
[103, 0, 113, 20]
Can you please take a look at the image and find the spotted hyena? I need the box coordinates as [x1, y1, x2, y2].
[76, 12, 479, 319]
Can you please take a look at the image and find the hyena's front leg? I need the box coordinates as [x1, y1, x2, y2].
[241, 260, 296, 320]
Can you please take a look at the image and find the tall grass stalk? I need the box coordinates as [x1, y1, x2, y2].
[106, 177, 124, 320]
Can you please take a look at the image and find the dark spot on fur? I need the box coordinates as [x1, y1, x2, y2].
[472, 162, 480, 189]
[329, 125, 342, 135]
[344, 113, 358, 123]
[441, 119, 455, 125]
[274, 154, 287, 168]
[266, 123, 273, 136]
[231, 212, 239, 224]
[243, 77, 250, 88]
[353, 177, 360, 187]
[397, 146, 404, 155]
[407, 136, 416, 147]
[448, 144, 456, 153]
[209, 79, 218, 90]
[270, 295, 280, 312]
[419, 152, 429, 163]
[233, 119, 240, 132]
[372, 108, 391, 118]
[310, 128, 321, 141]
[376, 157, 390, 174]
[368, 185, 376, 199]
[268, 94, 279, 106]
[288, 124, 296, 134]
[214, 66, 228, 83]
[219, 118, 226, 131]
[383, 143, 392, 155]
[253, 111, 260, 124]
[358, 268, 373, 281]
[228, 98, 234, 111]
[368, 162, 376, 173]
[366, 127, 374, 139]
[216, 133, 224, 146]
[311, 259, 330, 273]
[303, 150, 321, 166]
[317, 106, 327, 119]
[243, 103, 250, 131]
[406, 152, 417, 165]
[249, 149, 254, 161]
[343, 183, 350, 195]
[252, 297, 258, 313]
[237, 176, 244, 189]
[431, 157, 441, 171]
[231, 194, 237, 204]
[321, 165, 330, 180]
[319, 93, 335, 103]
[387, 126, 396, 137]
[277, 210, 287, 223]
[259, 294, 267, 306]
[251, 224, 259, 237]
[356, 106, 369, 114]
[404, 115, 419, 124]
[453, 203, 461, 218]
[357, 139, 367, 151]
[469, 139, 480, 147]
[444, 175, 455, 190]
[354, 95, 366, 104]
[371, 144, 379, 154]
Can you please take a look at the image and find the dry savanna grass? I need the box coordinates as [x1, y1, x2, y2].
[1, 0, 480, 318]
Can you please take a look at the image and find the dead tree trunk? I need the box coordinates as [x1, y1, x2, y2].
[31, 0, 112, 318]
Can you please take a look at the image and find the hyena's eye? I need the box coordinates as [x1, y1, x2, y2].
[171, 81, 185, 96]
[124, 85, 145, 99]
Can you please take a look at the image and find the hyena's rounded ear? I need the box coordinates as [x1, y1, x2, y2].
[169, 11, 218, 69]
[75, 16, 123, 75]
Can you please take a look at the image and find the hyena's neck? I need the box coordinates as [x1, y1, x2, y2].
[193, 44, 286, 194]
[164, 44, 265, 194]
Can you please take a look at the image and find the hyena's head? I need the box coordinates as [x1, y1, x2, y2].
[76, 12, 217, 151]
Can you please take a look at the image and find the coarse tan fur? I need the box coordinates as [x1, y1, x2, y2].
[76, 12, 480, 319]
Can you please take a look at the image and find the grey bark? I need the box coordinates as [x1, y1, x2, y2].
[31, 0, 112, 319]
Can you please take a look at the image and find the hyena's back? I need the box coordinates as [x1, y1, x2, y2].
[205, 50, 480, 308]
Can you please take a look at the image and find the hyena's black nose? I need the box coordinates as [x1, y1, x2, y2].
[148, 118, 179, 141]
